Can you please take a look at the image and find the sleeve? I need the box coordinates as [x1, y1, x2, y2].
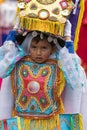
[56, 47, 87, 91]
[0, 41, 26, 78]
[0, 76, 14, 120]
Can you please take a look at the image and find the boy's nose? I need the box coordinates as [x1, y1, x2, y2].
[37, 49, 41, 55]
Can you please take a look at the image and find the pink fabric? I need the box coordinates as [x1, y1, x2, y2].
[0, 78, 2, 89]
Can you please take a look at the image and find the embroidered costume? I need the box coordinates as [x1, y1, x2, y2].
[0, 0, 87, 129]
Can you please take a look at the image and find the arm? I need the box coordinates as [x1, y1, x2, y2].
[64, 20, 74, 53]
[0, 76, 14, 120]
[0, 30, 26, 78]
[64, 19, 72, 41]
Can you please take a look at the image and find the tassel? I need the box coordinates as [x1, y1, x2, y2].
[4, 120, 8, 130]
[19, 17, 65, 36]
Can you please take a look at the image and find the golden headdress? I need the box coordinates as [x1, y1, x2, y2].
[16, 0, 75, 36]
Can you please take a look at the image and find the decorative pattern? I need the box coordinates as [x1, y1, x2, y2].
[18, 0, 74, 22]
[12, 57, 60, 117]
[0, 114, 83, 130]
[36, 0, 56, 5]
[17, 0, 75, 35]
[38, 9, 49, 20]
[19, 65, 52, 111]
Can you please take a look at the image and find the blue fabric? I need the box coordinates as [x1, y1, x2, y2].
[65, 41, 74, 53]
[0, 114, 81, 130]
[6, 30, 17, 42]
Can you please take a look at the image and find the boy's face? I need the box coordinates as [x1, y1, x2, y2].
[29, 39, 55, 63]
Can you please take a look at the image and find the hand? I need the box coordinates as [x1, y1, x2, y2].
[64, 20, 72, 40]
[6, 30, 17, 43]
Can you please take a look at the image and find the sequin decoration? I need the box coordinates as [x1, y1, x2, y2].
[52, 8, 60, 15]
[18, 2, 25, 9]
[48, 16, 57, 21]
[61, 9, 70, 16]
[28, 13, 38, 18]
[40, 97, 47, 105]
[59, 0, 68, 10]
[21, 95, 27, 103]
[36, 0, 56, 5]
[30, 3, 37, 10]
[42, 69, 48, 76]
[22, 69, 28, 77]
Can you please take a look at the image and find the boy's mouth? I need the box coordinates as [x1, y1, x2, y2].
[36, 57, 42, 60]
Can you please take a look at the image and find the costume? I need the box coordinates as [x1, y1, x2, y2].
[0, 0, 87, 129]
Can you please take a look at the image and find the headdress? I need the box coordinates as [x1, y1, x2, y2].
[16, 0, 75, 36]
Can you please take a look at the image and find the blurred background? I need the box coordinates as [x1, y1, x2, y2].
[0, 0, 17, 46]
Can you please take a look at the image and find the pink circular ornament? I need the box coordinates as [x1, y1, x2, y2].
[27, 81, 40, 94]
[25, 0, 31, 3]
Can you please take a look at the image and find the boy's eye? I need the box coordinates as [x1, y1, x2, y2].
[42, 46, 47, 49]
[31, 45, 37, 48]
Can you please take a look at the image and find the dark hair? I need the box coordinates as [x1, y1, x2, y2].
[16, 33, 26, 45]
[31, 32, 55, 47]
[16, 31, 65, 47]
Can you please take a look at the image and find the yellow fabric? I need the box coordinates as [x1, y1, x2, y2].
[16, 0, 75, 36]
[56, 68, 65, 114]
[19, 17, 65, 36]
[79, 114, 84, 130]
[57, 69, 65, 97]
[74, 0, 85, 51]
[16, 114, 83, 130]
[17, 117, 22, 130]
[23, 115, 60, 130]
[0, 0, 4, 3]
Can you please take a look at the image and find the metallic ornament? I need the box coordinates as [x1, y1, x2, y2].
[21, 95, 27, 103]
[48, 16, 57, 21]
[40, 97, 46, 105]
[22, 69, 28, 77]
[28, 13, 38, 18]
[18, 2, 25, 9]
[38, 9, 49, 20]
[36, 0, 56, 5]
[27, 81, 40, 94]
[32, 31, 38, 37]
[58, 16, 66, 23]
[40, 33, 44, 39]
[30, 3, 37, 10]
[52, 8, 60, 15]
[42, 70, 48, 76]
[61, 9, 70, 16]
[47, 36, 53, 43]
[59, 0, 68, 10]
[53, 38, 57, 44]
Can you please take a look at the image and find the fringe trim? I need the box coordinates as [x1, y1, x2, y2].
[74, 0, 85, 51]
[22, 115, 60, 130]
[79, 114, 84, 130]
[19, 17, 65, 36]
[17, 117, 22, 130]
